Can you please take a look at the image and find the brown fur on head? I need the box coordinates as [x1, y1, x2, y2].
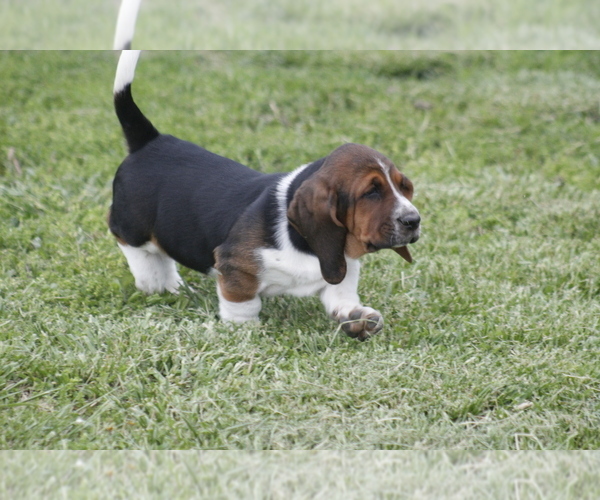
[287, 143, 419, 285]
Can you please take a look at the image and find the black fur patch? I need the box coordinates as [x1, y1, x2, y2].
[114, 84, 160, 153]
[111, 134, 283, 273]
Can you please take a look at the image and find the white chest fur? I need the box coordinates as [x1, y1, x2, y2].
[216, 164, 365, 323]
[258, 246, 326, 297]
[257, 163, 328, 297]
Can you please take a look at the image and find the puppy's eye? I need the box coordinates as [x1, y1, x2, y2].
[398, 175, 413, 198]
[362, 184, 382, 200]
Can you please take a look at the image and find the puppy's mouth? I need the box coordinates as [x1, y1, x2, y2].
[367, 232, 420, 252]
[366, 231, 420, 263]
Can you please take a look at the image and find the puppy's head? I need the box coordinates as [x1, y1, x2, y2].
[288, 143, 420, 284]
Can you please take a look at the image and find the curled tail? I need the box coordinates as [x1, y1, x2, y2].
[113, 0, 142, 50]
[114, 50, 159, 153]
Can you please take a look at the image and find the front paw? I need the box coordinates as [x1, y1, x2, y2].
[338, 307, 383, 341]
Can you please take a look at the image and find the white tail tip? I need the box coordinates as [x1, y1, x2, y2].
[114, 50, 142, 94]
[113, 0, 143, 50]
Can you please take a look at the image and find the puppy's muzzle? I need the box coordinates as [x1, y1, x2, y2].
[397, 212, 421, 243]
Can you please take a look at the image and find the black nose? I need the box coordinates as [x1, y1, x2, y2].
[399, 213, 421, 230]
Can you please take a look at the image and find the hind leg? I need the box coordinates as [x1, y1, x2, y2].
[118, 242, 183, 294]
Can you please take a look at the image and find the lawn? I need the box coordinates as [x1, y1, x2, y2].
[1, 51, 599, 450]
[1, 0, 600, 49]
[2, 451, 600, 498]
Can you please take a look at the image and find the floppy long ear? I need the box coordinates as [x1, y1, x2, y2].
[287, 177, 348, 285]
[393, 246, 413, 263]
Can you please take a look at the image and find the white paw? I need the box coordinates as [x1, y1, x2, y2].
[217, 286, 261, 323]
[336, 306, 383, 341]
[164, 275, 184, 294]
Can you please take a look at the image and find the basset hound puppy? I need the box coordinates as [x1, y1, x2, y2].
[109, 51, 421, 340]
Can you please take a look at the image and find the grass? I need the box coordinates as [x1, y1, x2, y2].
[1, 0, 600, 49]
[1, 51, 600, 450]
[2, 451, 600, 498]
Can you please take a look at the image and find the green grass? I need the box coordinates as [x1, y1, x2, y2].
[1, 51, 600, 450]
[2, 451, 600, 498]
[1, 0, 600, 49]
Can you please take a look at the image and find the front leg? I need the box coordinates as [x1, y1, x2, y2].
[319, 258, 383, 341]
[214, 221, 266, 323]
[217, 279, 261, 322]
[214, 243, 262, 323]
